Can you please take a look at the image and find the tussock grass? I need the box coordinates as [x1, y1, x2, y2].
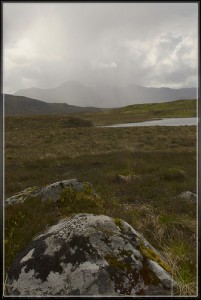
[5, 197, 58, 270]
[57, 185, 104, 215]
[61, 116, 93, 128]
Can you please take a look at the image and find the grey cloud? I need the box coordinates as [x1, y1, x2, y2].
[3, 2, 198, 94]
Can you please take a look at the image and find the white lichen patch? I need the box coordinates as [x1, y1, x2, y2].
[44, 236, 62, 256]
[8, 213, 175, 296]
[147, 259, 176, 289]
[20, 248, 35, 263]
[10, 268, 43, 295]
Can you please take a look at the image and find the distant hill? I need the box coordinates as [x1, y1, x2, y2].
[4, 94, 101, 115]
[80, 99, 197, 126]
[14, 80, 197, 108]
[116, 99, 197, 116]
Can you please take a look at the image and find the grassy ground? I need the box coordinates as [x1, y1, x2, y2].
[4, 99, 197, 295]
[78, 99, 197, 125]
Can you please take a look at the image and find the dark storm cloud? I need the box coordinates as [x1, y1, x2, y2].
[3, 2, 198, 94]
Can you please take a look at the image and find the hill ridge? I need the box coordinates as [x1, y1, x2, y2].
[14, 80, 197, 108]
[4, 94, 101, 115]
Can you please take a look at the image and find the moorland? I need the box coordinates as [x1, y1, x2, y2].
[4, 99, 197, 295]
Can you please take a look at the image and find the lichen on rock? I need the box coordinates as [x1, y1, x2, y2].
[7, 213, 176, 296]
[179, 191, 197, 201]
[5, 179, 90, 205]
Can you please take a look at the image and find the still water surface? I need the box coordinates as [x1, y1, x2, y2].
[103, 117, 198, 128]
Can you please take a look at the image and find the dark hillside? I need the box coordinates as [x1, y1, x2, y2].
[4, 94, 101, 115]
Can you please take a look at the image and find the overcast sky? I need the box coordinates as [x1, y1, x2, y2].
[3, 2, 198, 93]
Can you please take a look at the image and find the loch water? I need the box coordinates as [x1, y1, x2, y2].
[102, 117, 198, 128]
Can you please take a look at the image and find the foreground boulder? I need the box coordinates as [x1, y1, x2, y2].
[5, 179, 89, 205]
[8, 214, 175, 296]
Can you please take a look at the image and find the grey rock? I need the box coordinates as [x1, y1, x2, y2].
[5, 179, 89, 205]
[116, 174, 140, 183]
[179, 191, 197, 201]
[8, 214, 175, 296]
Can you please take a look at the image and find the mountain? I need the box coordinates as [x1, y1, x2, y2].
[91, 85, 197, 108]
[15, 81, 103, 107]
[14, 81, 197, 108]
[4, 94, 101, 115]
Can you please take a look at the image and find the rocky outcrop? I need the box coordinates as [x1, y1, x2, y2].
[5, 179, 89, 205]
[7, 214, 175, 296]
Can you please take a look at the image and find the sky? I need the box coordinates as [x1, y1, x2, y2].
[3, 2, 198, 94]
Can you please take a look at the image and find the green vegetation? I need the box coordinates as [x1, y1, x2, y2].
[57, 185, 104, 215]
[105, 254, 132, 271]
[158, 168, 187, 181]
[118, 99, 196, 115]
[5, 197, 58, 269]
[139, 241, 172, 274]
[61, 116, 93, 128]
[4, 99, 197, 295]
[79, 99, 196, 126]
[114, 218, 125, 232]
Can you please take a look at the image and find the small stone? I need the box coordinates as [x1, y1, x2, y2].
[179, 191, 197, 201]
